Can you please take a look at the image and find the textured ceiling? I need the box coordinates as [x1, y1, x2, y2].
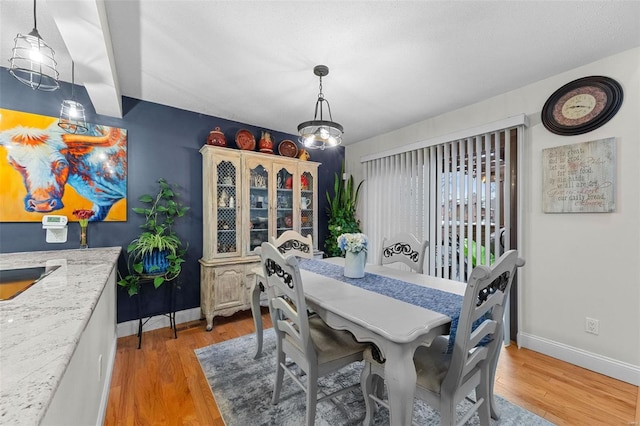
[1, 0, 639, 144]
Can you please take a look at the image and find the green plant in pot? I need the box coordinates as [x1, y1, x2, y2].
[325, 162, 364, 257]
[118, 178, 189, 296]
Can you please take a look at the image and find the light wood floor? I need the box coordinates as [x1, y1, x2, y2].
[105, 309, 638, 425]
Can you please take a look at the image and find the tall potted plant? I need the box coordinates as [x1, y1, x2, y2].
[118, 178, 189, 296]
[325, 162, 364, 257]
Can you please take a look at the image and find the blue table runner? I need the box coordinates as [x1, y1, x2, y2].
[299, 259, 463, 350]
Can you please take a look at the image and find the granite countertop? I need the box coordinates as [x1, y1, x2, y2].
[0, 247, 121, 426]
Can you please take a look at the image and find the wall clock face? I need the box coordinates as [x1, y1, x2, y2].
[541, 76, 623, 136]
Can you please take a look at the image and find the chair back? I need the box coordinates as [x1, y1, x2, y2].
[270, 230, 314, 259]
[442, 249, 525, 397]
[379, 232, 428, 273]
[257, 242, 316, 365]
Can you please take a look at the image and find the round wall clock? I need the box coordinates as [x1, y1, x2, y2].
[541, 76, 623, 136]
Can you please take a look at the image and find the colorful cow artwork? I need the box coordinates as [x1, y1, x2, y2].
[0, 109, 127, 222]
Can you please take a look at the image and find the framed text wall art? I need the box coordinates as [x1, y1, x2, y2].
[542, 138, 615, 213]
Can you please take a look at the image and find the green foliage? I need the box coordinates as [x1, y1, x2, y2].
[118, 178, 189, 296]
[324, 162, 364, 257]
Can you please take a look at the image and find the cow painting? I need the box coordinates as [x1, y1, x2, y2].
[0, 121, 127, 222]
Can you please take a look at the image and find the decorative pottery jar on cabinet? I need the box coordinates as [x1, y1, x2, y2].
[199, 145, 320, 331]
[258, 130, 274, 154]
[207, 126, 227, 147]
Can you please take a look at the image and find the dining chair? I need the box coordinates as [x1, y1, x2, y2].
[270, 230, 314, 259]
[268, 230, 314, 313]
[361, 250, 525, 426]
[257, 242, 368, 426]
[252, 231, 314, 359]
[379, 232, 428, 273]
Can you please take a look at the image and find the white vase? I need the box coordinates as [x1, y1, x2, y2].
[344, 250, 366, 278]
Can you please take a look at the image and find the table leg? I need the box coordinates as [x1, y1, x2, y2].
[250, 277, 264, 359]
[382, 344, 416, 426]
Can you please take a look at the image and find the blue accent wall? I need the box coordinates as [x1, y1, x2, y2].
[0, 68, 344, 323]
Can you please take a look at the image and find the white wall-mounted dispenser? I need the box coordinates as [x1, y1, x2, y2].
[42, 215, 68, 243]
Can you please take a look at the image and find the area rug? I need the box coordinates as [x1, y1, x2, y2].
[195, 329, 554, 426]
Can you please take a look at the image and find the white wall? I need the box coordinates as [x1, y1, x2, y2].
[346, 48, 640, 385]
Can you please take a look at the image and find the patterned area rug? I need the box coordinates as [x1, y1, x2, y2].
[195, 329, 554, 426]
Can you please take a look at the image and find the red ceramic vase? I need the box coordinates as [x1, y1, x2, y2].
[258, 130, 274, 154]
[207, 127, 227, 147]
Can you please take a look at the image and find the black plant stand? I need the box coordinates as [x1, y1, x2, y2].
[136, 274, 178, 349]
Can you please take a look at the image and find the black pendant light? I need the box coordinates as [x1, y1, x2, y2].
[297, 65, 343, 150]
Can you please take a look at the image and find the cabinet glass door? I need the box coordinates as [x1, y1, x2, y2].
[216, 160, 239, 256]
[276, 167, 294, 238]
[248, 164, 269, 252]
[300, 171, 314, 238]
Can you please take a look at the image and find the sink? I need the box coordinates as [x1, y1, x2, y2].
[0, 265, 61, 301]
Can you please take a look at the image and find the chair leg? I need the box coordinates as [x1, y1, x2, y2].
[439, 395, 456, 426]
[480, 357, 500, 420]
[476, 390, 491, 426]
[272, 348, 285, 405]
[373, 375, 385, 401]
[487, 330, 503, 420]
[306, 370, 318, 426]
[360, 362, 375, 425]
[250, 279, 263, 359]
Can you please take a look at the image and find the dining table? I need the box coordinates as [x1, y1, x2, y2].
[250, 257, 467, 426]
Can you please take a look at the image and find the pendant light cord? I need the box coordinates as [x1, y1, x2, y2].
[71, 61, 75, 98]
[33, 0, 37, 30]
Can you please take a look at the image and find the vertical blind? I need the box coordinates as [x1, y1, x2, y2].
[363, 125, 521, 282]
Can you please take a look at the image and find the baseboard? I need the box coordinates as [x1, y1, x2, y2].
[117, 307, 202, 338]
[519, 332, 640, 386]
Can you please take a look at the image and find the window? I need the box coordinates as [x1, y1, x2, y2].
[362, 120, 522, 282]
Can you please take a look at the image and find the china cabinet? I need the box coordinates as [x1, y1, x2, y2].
[199, 145, 320, 330]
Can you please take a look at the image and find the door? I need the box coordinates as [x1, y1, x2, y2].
[214, 156, 241, 258]
[363, 124, 521, 342]
[273, 161, 297, 239]
[201, 147, 241, 260]
[213, 265, 245, 310]
[298, 165, 317, 245]
[244, 156, 271, 255]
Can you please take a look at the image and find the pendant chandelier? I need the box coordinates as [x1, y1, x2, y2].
[297, 65, 343, 150]
[58, 61, 87, 134]
[8, 0, 59, 91]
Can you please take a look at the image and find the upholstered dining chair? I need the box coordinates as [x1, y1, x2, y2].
[270, 230, 314, 259]
[361, 250, 525, 426]
[379, 232, 428, 273]
[257, 242, 368, 426]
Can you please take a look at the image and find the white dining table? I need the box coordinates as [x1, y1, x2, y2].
[250, 257, 466, 426]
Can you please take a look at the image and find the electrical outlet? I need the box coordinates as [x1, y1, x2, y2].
[585, 317, 599, 335]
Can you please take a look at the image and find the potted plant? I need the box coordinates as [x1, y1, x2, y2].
[325, 162, 364, 257]
[118, 178, 189, 296]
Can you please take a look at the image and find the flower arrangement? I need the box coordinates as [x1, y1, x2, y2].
[337, 233, 368, 254]
[72, 209, 95, 226]
[73, 209, 95, 249]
